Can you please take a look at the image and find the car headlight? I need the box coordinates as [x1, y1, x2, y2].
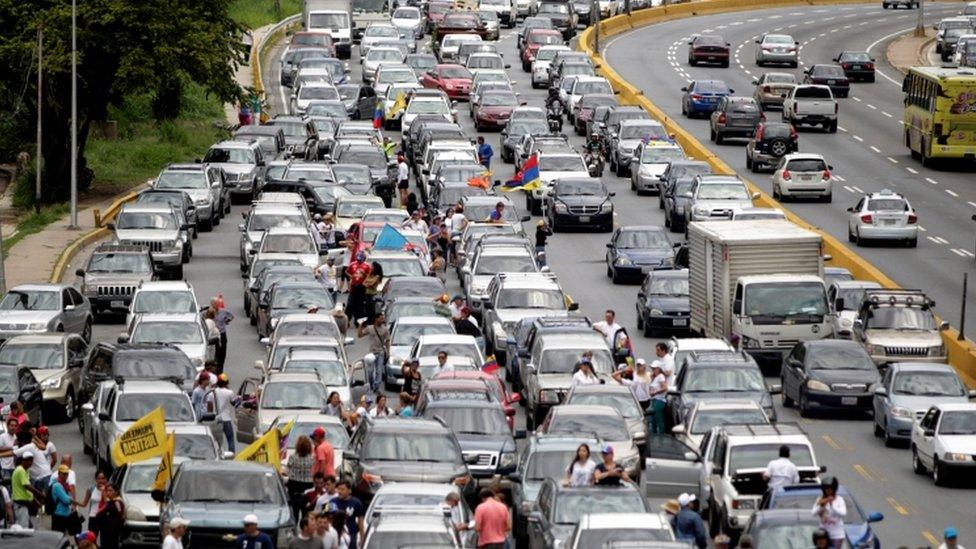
[599, 201, 613, 213]
[40, 377, 62, 390]
[740, 335, 761, 349]
[554, 202, 568, 213]
[840, 318, 853, 328]
[28, 322, 48, 331]
[500, 452, 516, 468]
[615, 256, 632, 266]
[83, 285, 96, 297]
[172, 240, 183, 249]
[539, 389, 560, 403]
[125, 505, 147, 522]
[649, 308, 663, 316]
[807, 379, 831, 392]
[493, 322, 507, 342]
[943, 452, 969, 461]
[890, 406, 913, 419]
[930, 344, 946, 356]
[866, 344, 885, 356]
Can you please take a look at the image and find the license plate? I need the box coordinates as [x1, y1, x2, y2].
[827, 79, 836, 85]
[852, 65, 861, 70]
[110, 300, 124, 308]
[673, 318, 689, 326]
[578, 215, 591, 222]
[841, 397, 857, 406]
[883, 219, 898, 226]
[707, 56, 716, 60]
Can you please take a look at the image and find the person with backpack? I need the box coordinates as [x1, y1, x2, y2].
[91, 482, 125, 549]
[49, 465, 82, 534]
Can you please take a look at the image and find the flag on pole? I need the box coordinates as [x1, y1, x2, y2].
[151, 432, 176, 492]
[236, 427, 282, 472]
[373, 223, 409, 250]
[111, 406, 167, 467]
[387, 91, 408, 120]
[482, 355, 500, 375]
[372, 103, 384, 129]
[500, 154, 542, 192]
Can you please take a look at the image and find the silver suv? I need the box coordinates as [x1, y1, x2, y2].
[687, 175, 758, 223]
[111, 204, 189, 279]
[853, 289, 948, 365]
[149, 164, 227, 231]
[76, 243, 155, 315]
[202, 140, 266, 202]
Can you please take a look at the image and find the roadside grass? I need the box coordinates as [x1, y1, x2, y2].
[230, 0, 302, 29]
[2, 203, 70, 258]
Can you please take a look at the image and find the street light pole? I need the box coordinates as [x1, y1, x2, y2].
[69, 0, 79, 229]
[914, 0, 925, 37]
[36, 26, 43, 216]
[593, 0, 601, 55]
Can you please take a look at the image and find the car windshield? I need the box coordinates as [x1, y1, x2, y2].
[540, 349, 613, 375]
[261, 234, 316, 254]
[867, 198, 908, 211]
[116, 212, 176, 230]
[338, 200, 381, 217]
[408, 100, 450, 114]
[743, 282, 827, 320]
[122, 464, 160, 494]
[367, 49, 402, 62]
[808, 346, 874, 370]
[0, 343, 62, 369]
[439, 66, 472, 79]
[640, 147, 683, 163]
[287, 421, 349, 449]
[426, 406, 508, 435]
[864, 306, 936, 330]
[695, 36, 724, 46]
[690, 408, 768, 434]
[619, 125, 668, 141]
[840, 52, 872, 62]
[525, 449, 576, 481]
[175, 434, 217, 460]
[892, 371, 966, 396]
[248, 213, 306, 231]
[261, 382, 328, 409]
[275, 321, 340, 340]
[117, 394, 195, 422]
[834, 287, 873, 311]
[366, 25, 399, 37]
[394, 7, 419, 18]
[729, 443, 814, 471]
[300, 85, 340, 101]
[571, 393, 642, 419]
[438, 186, 488, 206]
[648, 276, 689, 296]
[536, 49, 563, 62]
[374, 257, 425, 277]
[469, 56, 504, 69]
[392, 323, 454, 346]
[250, 259, 302, 279]
[88, 252, 153, 273]
[132, 291, 196, 315]
[363, 532, 455, 549]
[548, 414, 630, 440]
[574, 81, 612, 96]
[754, 524, 833, 549]
[509, 121, 549, 137]
[417, 343, 480, 364]
[481, 93, 518, 107]
[362, 432, 462, 462]
[539, 3, 569, 13]
[115, 353, 196, 380]
[308, 12, 349, 28]
[617, 230, 669, 249]
[131, 321, 203, 344]
[332, 166, 372, 187]
[172, 469, 285, 503]
[272, 287, 334, 310]
[476, 255, 535, 275]
[554, 490, 645, 524]
[155, 172, 208, 190]
[683, 366, 765, 392]
[764, 35, 793, 44]
[389, 302, 439, 320]
[556, 179, 604, 196]
[203, 147, 254, 164]
[283, 359, 348, 385]
[939, 411, 976, 435]
[697, 183, 749, 200]
[764, 73, 796, 84]
[338, 149, 386, 169]
[496, 288, 564, 309]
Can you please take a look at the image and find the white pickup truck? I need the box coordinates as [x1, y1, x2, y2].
[782, 85, 838, 133]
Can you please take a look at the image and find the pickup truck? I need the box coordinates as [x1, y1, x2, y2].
[781, 85, 837, 133]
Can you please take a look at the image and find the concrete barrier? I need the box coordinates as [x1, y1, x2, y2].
[579, 0, 976, 386]
[48, 228, 111, 283]
[93, 191, 138, 228]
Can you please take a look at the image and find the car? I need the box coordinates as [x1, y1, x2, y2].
[681, 80, 734, 118]
[0, 364, 43, 425]
[660, 176, 695, 234]
[238, 203, 309, 271]
[573, 94, 617, 136]
[473, 90, 521, 131]
[608, 119, 669, 176]
[281, 350, 356, 404]
[629, 141, 685, 195]
[526, 479, 650, 549]
[742, 509, 843, 549]
[536, 0, 576, 39]
[127, 280, 199, 328]
[234, 372, 330, 443]
[280, 46, 333, 86]
[666, 337, 734, 384]
[122, 313, 216, 370]
[667, 350, 778, 427]
[377, 276, 448, 316]
[635, 269, 690, 337]
[261, 313, 348, 349]
[266, 115, 322, 160]
[521, 29, 563, 71]
[755, 33, 799, 67]
[566, 513, 677, 548]
[803, 64, 851, 98]
[780, 340, 880, 416]
[517, 17, 554, 50]
[882, 0, 918, 7]
[672, 400, 770, 450]
[500, 117, 549, 163]
[0, 333, 86, 422]
[564, 384, 647, 453]
[781, 84, 838, 132]
[463, 245, 540, 315]
[361, 22, 401, 57]
[873, 362, 975, 445]
[686, 174, 756, 223]
[751, 72, 797, 110]
[256, 280, 334, 338]
[202, 139, 266, 201]
[823, 266, 854, 289]
[545, 177, 614, 232]
[744, 122, 798, 173]
[158, 460, 294, 547]
[760, 484, 884, 548]
[437, 33, 484, 63]
[847, 189, 918, 246]
[235, 122, 287, 161]
[941, 27, 972, 61]
[505, 315, 588, 393]
[363, 482, 472, 533]
[709, 96, 763, 144]
[0, 284, 93, 343]
[75, 243, 155, 315]
[834, 51, 876, 82]
[409, 333, 485, 368]
[605, 226, 675, 284]
[386, 316, 456, 388]
[911, 403, 976, 485]
[150, 163, 225, 231]
[134, 189, 199, 238]
[687, 34, 731, 67]
[291, 81, 340, 116]
[771, 153, 833, 202]
[111, 204, 188, 279]
[362, 513, 461, 548]
[565, 77, 613, 121]
[658, 158, 712, 209]
[113, 456, 190, 546]
[827, 280, 882, 338]
[391, 6, 424, 39]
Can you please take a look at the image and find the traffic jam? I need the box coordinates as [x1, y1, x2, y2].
[1, 0, 975, 547]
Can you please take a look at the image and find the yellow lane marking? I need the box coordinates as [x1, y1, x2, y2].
[867, 465, 888, 482]
[822, 435, 842, 451]
[923, 531, 940, 546]
[853, 464, 873, 481]
[886, 497, 909, 516]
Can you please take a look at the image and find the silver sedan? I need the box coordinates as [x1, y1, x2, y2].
[755, 34, 799, 67]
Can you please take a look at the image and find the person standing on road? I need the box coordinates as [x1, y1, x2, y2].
[333, 480, 365, 549]
[593, 445, 630, 486]
[571, 359, 600, 387]
[289, 515, 322, 549]
[211, 297, 234, 372]
[78, 469, 107, 525]
[655, 342, 676, 386]
[237, 513, 275, 549]
[811, 476, 846, 548]
[939, 527, 964, 549]
[673, 493, 707, 549]
[345, 252, 372, 324]
[208, 374, 239, 454]
[314, 507, 340, 549]
[162, 517, 190, 549]
[49, 464, 81, 534]
[763, 445, 800, 491]
[474, 487, 510, 549]
[11, 455, 39, 528]
[563, 443, 596, 487]
[358, 313, 390, 392]
[13, 429, 51, 494]
[191, 372, 211, 419]
[648, 361, 669, 434]
[592, 310, 622, 348]
[0, 418, 19, 484]
[92, 483, 125, 549]
[612, 358, 652, 413]
[397, 153, 410, 207]
[311, 427, 336, 480]
[476, 137, 493, 171]
[287, 435, 315, 521]
[534, 220, 552, 267]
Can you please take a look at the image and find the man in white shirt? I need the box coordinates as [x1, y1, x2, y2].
[162, 517, 189, 549]
[939, 527, 964, 549]
[655, 342, 676, 385]
[434, 351, 455, 375]
[592, 309, 622, 348]
[0, 418, 18, 482]
[763, 445, 800, 490]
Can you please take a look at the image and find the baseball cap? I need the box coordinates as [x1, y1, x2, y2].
[650, 360, 664, 370]
[218, 373, 229, 383]
[635, 358, 647, 367]
[451, 294, 463, 301]
[945, 528, 958, 539]
[58, 464, 70, 474]
[169, 517, 190, 529]
[243, 514, 259, 525]
[678, 493, 692, 507]
[75, 532, 97, 543]
[601, 444, 614, 455]
[311, 426, 326, 438]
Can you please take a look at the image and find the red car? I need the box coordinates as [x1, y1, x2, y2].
[431, 371, 521, 430]
[426, 1, 453, 33]
[520, 29, 564, 71]
[688, 34, 730, 67]
[473, 90, 520, 131]
[420, 63, 474, 101]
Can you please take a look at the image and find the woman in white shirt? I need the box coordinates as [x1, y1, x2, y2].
[571, 360, 601, 387]
[611, 359, 653, 412]
[812, 477, 846, 547]
[563, 444, 596, 487]
[648, 361, 669, 434]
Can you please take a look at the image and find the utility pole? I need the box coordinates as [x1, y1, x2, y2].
[960, 272, 968, 341]
[69, 0, 79, 229]
[0, 217, 6, 295]
[35, 26, 42, 216]
[914, 0, 925, 37]
[593, 0, 601, 56]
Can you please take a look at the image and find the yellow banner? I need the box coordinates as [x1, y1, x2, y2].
[387, 91, 407, 119]
[235, 427, 281, 472]
[152, 433, 176, 492]
[110, 406, 167, 467]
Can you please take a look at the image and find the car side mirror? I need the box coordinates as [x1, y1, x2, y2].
[75, 269, 85, 277]
[680, 86, 688, 92]
[873, 386, 887, 396]
[238, 223, 246, 231]
[712, 466, 724, 476]
[507, 472, 521, 482]
[728, 89, 735, 94]
[751, 79, 759, 85]
[939, 320, 950, 331]
[867, 511, 884, 523]
[568, 302, 579, 311]
[200, 412, 216, 422]
[671, 424, 686, 435]
[342, 450, 359, 461]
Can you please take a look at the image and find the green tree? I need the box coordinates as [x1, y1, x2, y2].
[0, 0, 247, 203]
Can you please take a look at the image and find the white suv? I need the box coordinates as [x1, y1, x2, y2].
[911, 403, 976, 485]
[771, 153, 833, 202]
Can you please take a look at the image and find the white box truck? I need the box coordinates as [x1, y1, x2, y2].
[351, 0, 391, 41]
[688, 220, 832, 366]
[304, 0, 353, 58]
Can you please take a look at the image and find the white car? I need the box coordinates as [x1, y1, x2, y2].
[374, 65, 419, 98]
[391, 6, 424, 39]
[826, 280, 881, 338]
[911, 403, 976, 485]
[126, 280, 199, 327]
[771, 153, 833, 202]
[671, 400, 770, 449]
[123, 313, 216, 370]
[531, 45, 570, 88]
[360, 23, 401, 58]
[479, 0, 517, 27]
[439, 33, 484, 62]
[291, 81, 339, 115]
[362, 47, 405, 85]
[566, 76, 613, 119]
[847, 188, 918, 247]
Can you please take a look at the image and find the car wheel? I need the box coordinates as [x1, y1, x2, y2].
[642, 319, 654, 338]
[798, 391, 812, 417]
[707, 499, 720, 537]
[782, 380, 794, 407]
[874, 420, 884, 437]
[907, 237, 917, 248]
[854, 228, 863, 246]
[822, 192, 832, 203]
[745, 155, 753, 170]
[611, 268, 621, 284]
[933, 458, 948, 486]
[772, 183, 780, 200]
[606, 264, 613, 278]
[664, 214, 671, 228]
[709, 127, 716, 142]
[883, 426, 897, 447]
[912, 447, 926, 472]
[828, 121, 838, 133]
[636, 311, 644, 329]
[848, 226, 855, 243]
[62, 389, 75, 422]
[82, 320, 92, 342]
[173, 265, 184, 280]
[715, 131, 724, 145]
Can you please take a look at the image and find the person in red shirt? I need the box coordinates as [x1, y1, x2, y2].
[311, 427, 335, 479]
[6, 401, 28, 427]
[345, 252, 372, 324]
[474, 488, 510, 549]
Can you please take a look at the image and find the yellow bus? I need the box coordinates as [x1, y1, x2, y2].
[902, 66, 976, 165]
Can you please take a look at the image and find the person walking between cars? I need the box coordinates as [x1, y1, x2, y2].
[358, 313, 390, 392]
[474, 488, 510, 549]
[237, 513, 275, 549]
[612, 358, 653, 413]
[162, 517, 190, 549]
[655, 342, 676, 385]
[191, 372, 210, 419]
[287, 435, 316, 521]
[345, 252, 372, 324]
[564, 443, 596, 486]
[812, 477, 846, 548]
[289, 515, 322, 549]
[211, 297, 234, 371]
[674, 493, 707, 549]
[92, 483, 125, 549]
[333, 480, 365, 549]
[534, 220, 552, 267]
[49, 464, 81, 534]
[763, 445, 800, 491]
[397, 153, 410, 207]
[648, 361, 669, 434]
[311, 427, 336, 479]
[208, 373, 240, 454]
[477, 136, 493, 171]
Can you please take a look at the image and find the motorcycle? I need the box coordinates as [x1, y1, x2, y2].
[547, 102, 564, 133]
[584, 149, 604, 177]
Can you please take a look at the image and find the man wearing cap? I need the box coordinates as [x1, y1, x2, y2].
[449, 295, 465, 319]
[11, 454, 40, 528]
[673, 493, 707, 549]
[453, 307, 483, 339]
[763, 445, 800, 491]
[660, 499, 680, 531]
[162, 517, 189, 549]
[49, 464, 80, 533]
[311, 428, 335, 479]
[593, 445, 631, 486]
[237, 513, 274, 549]
[939, 527, 964, 549]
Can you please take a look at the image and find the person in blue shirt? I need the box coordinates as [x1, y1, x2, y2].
[236, 513, 275, 549]
[332, 481, 365, 549]
[477, 136, 493, 170]
[49, 465, 80, 534]
[673, 493, 708, 549]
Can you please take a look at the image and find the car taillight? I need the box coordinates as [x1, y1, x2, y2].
[835, 102, 839, 114]
[782, 169, 791, 180]
[718, 113, 726, 123]
[908, 213, 917, 224]
[822, 169, 831, 180]
[864, 62, 874, 69]
[762, 85, 771, 93]
[691, 93, 703, 100]
[861, 214, 873, 224]
[762, 46, 773, 51]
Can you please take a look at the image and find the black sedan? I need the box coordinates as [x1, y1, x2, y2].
[662, 177, 696, 233]
[834, 51, 876, 82]
[605, 226, 675, 284]
[636, 269, 689, 337]
[802, 64, 850, 98]
[781, 339, 880, 417]
[545, 177, 614, 232]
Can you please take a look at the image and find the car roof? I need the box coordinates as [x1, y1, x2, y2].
[538, 332, 606, 348]
[577, 513, 669, 530]
[932, 403, 976, 412]
[135, 313, 200, 323]
[671, 337, 732, 350]
[0, 334, 71, 345]
[551, 404, 621, 417]
[116, 380, 185, 394]
[372, 513, 451, 532]
[394, 316, 453, 326]
[692, 400, 764, 411]
[418, 334, 478, 344]
[136, 281, 193, 291]
[368, 417, 451, 433]
[888, 362, 959, 373]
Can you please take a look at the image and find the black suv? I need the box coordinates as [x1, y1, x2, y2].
[506, 315, 592, 392]
[79, 343, 198, 405]
[657, 159, 712, 207]
[341, 417, 475, 502]
[545, 177, 614, 232]
[745, 122, 798, 173]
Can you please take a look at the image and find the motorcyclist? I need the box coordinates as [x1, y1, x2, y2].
[545, 87, 564, 113]
[585, 132, 603, 156]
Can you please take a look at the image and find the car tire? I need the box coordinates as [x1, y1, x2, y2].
[874, 420, 884, 437]
[772, 184, 780, 200]
[933, 458, 948, 486]
[782, 380, 794, 407]
[715, 131, 724, 145]
[854, 228, 863, 246]
[611, 268, 621, 284]
[606, 264, 613, 278]
[848, 227, 855, 243]
[745, 155, 753, 170]
[883, 427, 897, 447]
[173, 265, 184, 280]
[822, 192, 832, 203]
[61, 389, 75, 422]
[828, 121, 838, 133]
[911, 447, 926, 473]
[688, 58, 697, 66]
[642, 319, 654, 338]
[709, 127, 716, 142]
[798, 390, 811, 417]
[707, 500, 720, 537]
[636, 311, 644, 329]
[200, 217, 213, 232]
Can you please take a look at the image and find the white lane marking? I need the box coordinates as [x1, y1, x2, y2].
[744, 69, 752, 75]
[834, 175, 846, 182]
[946, 189, 959, 197]
[918, 226, 927, 232]
[851, 185, 864, 193]
[882, 111, 893, 118]
[887, 156, 898, 164]
[866, 27, 923, 86]
[957, 248, 976, 258]
[853, 97, 862, 102]
[968, 201, 976, 209]
[926, 177, 939, 185]
[906, 167, 918, 174]
[951, 248, 970, 257]
[843, 185, 856, 193]
[867, 104, 878, 110]
[928, 236, 947, 245]
[870, 146, 881, 153]
[852, 135, 864, 142]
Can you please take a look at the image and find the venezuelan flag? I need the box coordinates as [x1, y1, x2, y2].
[372, 103, 384, 129]
[501, 154, 542, 192]
[482, 355, 500, 375]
